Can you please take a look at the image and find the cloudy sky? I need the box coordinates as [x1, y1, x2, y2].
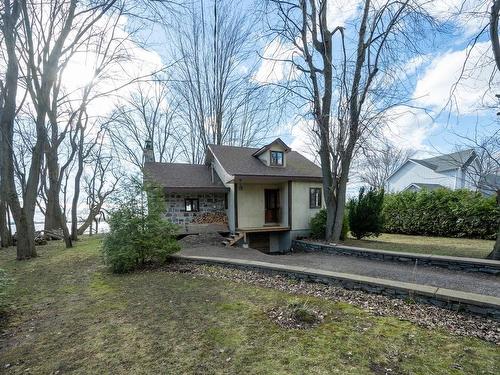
[61, 0, 498, 160]
[19, 0, 498, 225]
[248, 0, 498, 160]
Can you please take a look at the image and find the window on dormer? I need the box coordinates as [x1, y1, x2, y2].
[270, 151, 284, 166]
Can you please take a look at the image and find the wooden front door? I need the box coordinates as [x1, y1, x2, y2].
[264, 189, 280, 223]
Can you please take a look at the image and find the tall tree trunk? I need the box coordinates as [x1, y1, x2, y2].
[0, 129, 12, 248]
[0, 200, 13, 248]
[487, 190, 500, 260]
[490, 1, 500, 260]
[44, 146, 72, 247]
[71, 127, 85, 241]
[320, 143, 335, 241]
[44, 145, 61, 233]
[0, 1, 37, 259]
[488, 224, 500, 260]
[56, 202, 72, 247]
[44, 195, 59, 231]
[71, 171, 82, 240]
[331, 140, 357, 241]
[78, 211, 97, 236]
[14, 211, 36, 260]
[491, 0, 500, 71]
[332, 176, 349, 241]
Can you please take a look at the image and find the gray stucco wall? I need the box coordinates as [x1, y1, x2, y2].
[164, 192, 226, 224]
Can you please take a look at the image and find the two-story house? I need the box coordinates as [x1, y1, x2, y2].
[386, 149, 479, 193]
[143, 138, 324, 252]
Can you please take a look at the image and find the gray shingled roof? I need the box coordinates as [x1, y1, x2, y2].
[411, 149, 476, 172]
[207, 144, 323, 180]
[143, 162, 228, 192]
[251, 138, 290, 157]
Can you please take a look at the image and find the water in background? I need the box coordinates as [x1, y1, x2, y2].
[8, 221, 110, 235]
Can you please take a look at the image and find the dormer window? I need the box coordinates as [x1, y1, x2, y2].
[252, 138, 290, 167]
[270, 151, 284, 166]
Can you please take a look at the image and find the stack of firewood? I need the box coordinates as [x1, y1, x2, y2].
[191, 211, 228, 224]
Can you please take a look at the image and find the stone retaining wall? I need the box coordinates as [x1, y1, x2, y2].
[292, 240, 500, 276]
[175, 255, 500, 320]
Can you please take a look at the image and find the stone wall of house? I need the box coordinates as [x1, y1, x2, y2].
[164, 192, 226, 224]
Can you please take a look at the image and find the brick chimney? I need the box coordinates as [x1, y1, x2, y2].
[143, 139, 154, 163]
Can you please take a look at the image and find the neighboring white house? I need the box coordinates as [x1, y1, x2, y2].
[143, 138, 325, 252]
[386, 149, 479, 193]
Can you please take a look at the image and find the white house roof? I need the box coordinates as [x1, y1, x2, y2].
[387, 149, 477, 183]
[410, 149, 476, 173]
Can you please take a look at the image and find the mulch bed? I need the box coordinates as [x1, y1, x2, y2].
[161, 262, 500, 345]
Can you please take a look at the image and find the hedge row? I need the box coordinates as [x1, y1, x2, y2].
[383, 189, 498, 240]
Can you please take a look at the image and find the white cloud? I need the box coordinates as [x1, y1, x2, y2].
[403, 54, 430, 75]
[381, 106, 436, 151]
[326, 0, 362, 29]
[288, 117, 319, 162]
[253, 39, 298, 84]
[424, 0, 489, 38]
[286, 106, 435, 163]
[413, 42, 498, 114]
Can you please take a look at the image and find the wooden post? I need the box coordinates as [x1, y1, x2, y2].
[234, 183, 238, 230]
[288, 181, 292, 228]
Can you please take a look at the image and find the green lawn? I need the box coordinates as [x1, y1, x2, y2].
[0, 237, 498, 374]
[341, 233, 495, 259]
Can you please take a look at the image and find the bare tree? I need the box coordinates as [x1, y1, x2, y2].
[491, 0, 500, 70]
[0, 80, 13, 248]
[0, 172, 12, 248]
[267, 0, 434, 241]
[171, 0, 274, 163]
[358, 142, 414, 190]
[70, 112, 99, 241]
[487, 1, 500, 260]
[0, 0, 39, 259]
[1, 0, 121, 257]
[460, 1, 500, 259]
[17, 0, 126, 250]
[450, 129, 500, 259]
[78, 136, 121, 236]
[108, 80, 180, 170]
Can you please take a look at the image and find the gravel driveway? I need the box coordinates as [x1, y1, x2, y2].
[180, 235, 500, 297]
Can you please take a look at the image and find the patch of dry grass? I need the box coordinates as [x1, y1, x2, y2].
[342, 233, 494, 258]
[0, 236, 498, 374]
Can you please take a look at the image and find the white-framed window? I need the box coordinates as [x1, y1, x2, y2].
[270, 151, 284, 166]
[185, 198, 199, 212]
[309, 188, 322, 208]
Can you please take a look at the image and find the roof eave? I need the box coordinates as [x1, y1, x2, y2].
[230, 174, 323, 183]
[251, 138, 291, 157]
[163, 186, 229, 193]
[386, 159, 416, 182]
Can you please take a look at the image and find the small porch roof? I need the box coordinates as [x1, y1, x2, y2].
[143, 162, 229, 193]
